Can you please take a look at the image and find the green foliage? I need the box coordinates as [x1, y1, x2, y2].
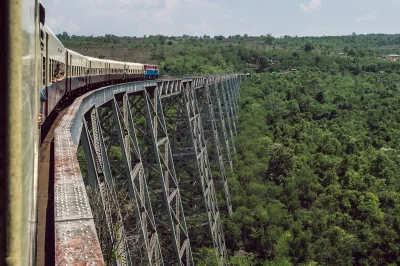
[228, 67, 400, 265]
[66, 31, 400, 265]
[195, 247, 219, 266]
[304, 41, 314, 52]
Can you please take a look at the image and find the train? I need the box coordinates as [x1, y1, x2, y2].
[39, 22, 159, 123]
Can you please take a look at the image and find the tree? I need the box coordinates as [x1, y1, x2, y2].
[263, 34, 274, 50]
[265, 143, 295, 184]
[304, 41, 314, 52]
[57, 31, 70, 40]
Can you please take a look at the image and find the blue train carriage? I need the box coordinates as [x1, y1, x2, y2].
[106, 59, 125, 84]
[39, 24, 67, 120]
[87, 56, 108, 88]
[125, 62, 144, 82]
[66, 49, 88, 95]
[144, 64, 159, 80]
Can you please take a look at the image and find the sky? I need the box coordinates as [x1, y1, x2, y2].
[41, 0, 400, 37]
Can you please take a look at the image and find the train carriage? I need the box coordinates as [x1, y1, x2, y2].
[125, 62, 144, 81]
[37, 10, 159, 128]
[107, 59, 125, 84]
[66, 49, 88, 94]
[39, 24, 67, 120]
[144, 64, 159, 80]
[87, 56, 108, 88]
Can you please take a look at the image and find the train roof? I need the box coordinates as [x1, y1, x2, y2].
[66, 49, 86, 58]
[42, 25, 65, 50]
[125, 62, 144, 66]
[105, 59, 125, 65]
[86, 56, 107, 63]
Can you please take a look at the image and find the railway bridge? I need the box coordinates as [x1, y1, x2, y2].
[0, 0, 248, 264]
[41, 75, 245, 266]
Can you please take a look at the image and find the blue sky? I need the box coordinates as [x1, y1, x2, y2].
[41, 0, 400, 37]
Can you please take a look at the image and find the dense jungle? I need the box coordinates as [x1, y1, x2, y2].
[64, 33, 400, 265]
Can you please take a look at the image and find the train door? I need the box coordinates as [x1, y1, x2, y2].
[65, 50, 68, 94]
[108, 63, 110, 83]
[45, 32, 49, 116]
[89, 61, 92, 87]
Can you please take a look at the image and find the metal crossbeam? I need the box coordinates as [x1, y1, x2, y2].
[81, 108, 131, 265]
[180, 81, 229, 264]
[139, 87, 194, 266]
[111, 93, 164, 266]
[197, 78, 233, 215]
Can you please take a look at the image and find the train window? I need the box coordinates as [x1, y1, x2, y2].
[49, 59, 52, 84]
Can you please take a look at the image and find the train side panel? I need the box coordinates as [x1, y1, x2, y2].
[106, 59, 125, 83]
[87, 56, 108, 88]
[66, 49, 88, 94]
[126, 62, 144, 81]
[40, 25, 67, 119]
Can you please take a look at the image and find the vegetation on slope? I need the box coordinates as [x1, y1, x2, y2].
[224, 70, 400, 265]
[66, 32, 400, 265]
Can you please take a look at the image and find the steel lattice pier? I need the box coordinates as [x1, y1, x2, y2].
[54, 75, 246, 265]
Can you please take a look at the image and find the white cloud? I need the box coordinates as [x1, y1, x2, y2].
[300, 0, 321, 12]
[356, 12, 378, 22]
[392, 0, 400, 4]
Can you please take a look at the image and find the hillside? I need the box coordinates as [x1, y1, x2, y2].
[59, 33, 400, 76]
